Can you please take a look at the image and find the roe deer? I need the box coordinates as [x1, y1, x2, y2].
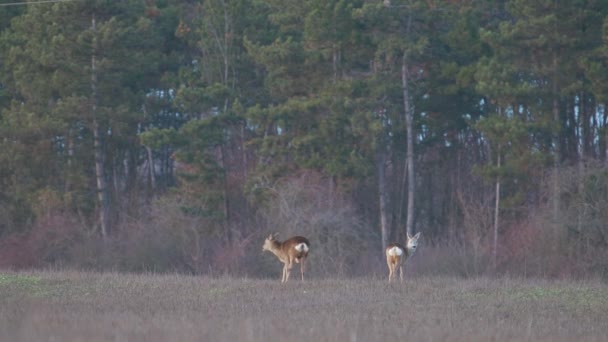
[385, 232, 421, 283]
[262, 233, 310, 283]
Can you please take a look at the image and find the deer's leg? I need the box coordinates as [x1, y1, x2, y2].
[387, 257, 394, 282]
[399, 264, 404, 283]
[285, 261, 293, 283]
[300, 257, 306, 281]
[281, 263, 287, 283]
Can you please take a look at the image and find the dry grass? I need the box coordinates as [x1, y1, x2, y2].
[0, 271, 607, 342]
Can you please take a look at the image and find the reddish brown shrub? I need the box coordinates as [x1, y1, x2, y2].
[0, 213, 84, 269]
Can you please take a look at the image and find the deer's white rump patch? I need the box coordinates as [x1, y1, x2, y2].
[387, 246, 403, 256]
[294, 243, 309, 252]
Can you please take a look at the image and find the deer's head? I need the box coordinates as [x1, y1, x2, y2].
[262, 233, 279, 252]
[406, 232, 421, 253]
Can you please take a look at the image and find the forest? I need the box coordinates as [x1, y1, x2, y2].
[1, 0, 607, 279]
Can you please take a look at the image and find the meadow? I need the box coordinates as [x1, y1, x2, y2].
[0, 271, 607, 342]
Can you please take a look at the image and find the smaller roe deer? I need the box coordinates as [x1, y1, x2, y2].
[262, 233, 310, 283]
[385, 232, 421, 283]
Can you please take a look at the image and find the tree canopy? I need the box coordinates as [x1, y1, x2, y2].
[1, 0, 607, 277]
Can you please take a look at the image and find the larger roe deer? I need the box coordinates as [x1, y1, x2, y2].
[262, 233, 310, 283]
[385, 232, 420, 282]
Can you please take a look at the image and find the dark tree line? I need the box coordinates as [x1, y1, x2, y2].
[1, 0, 607, 277]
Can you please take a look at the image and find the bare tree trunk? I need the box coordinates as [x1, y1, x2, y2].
[590, 98, 598, 159]
[377, 149, 389, 252]
[112, 155, 119, 195]
[577, 95, 586, 234]
[65, 129, 74, 193]
[605, 106, 608, 165]
[396, 152, 407, 242]
[402, 54, 415, 238]
[217, 144, 232, 244]
[493, 151, 501, 271]
[601, 105, 608, 165]
[580, 93, 588, 161]
[92, 13, 109, 239]
[332, 46, 340, 82]
[146, 146, 156, 191]
[241, 122, 248, 179]
[551, 53, 561, 221]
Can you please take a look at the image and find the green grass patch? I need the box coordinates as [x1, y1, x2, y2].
[0, 272, 606, 341]
[457, 281, 608, 314]
[0, 273, 42, 286]
[0, 273, 51, 299]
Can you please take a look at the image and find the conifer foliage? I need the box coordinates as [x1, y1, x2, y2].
[0, 0, 607, 277]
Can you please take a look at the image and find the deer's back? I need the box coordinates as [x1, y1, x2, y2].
[284, 236, 309, 246]
[282, 236, 310, 256]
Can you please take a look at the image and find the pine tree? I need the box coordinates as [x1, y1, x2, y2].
[0, 0, 174, 236]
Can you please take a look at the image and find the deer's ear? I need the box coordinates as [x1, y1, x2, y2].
[407, 232, 421, 240]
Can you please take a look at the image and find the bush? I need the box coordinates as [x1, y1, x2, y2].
[68, 195, 223, 273]
[0, 213, 85, 269]
[254, 172, 378, 278]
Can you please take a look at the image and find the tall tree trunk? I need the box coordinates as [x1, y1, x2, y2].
[146, 146, 156, 192]
[332, 45, 340, 82]
[241, 122, 248, 178]
[580, 93, 588, 161]
[92, 13, 109, 239]
[397, 148, 407, 242]
[590, 98, 598, 159]
[577, 94, 586, 234]
[551, 52, 560, 220]
[65, 129, 74, 193]
[493, 150, 501, 271]
[402, 54, 415, 238]
[604, 106, 608, 165]
[217, 144, 232, 244]
[126, 146, 138, 194]
[377, 148, 390, 252]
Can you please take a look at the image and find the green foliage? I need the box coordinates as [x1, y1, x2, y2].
[0, 0, 182, 233]
[139, 128, 182, 149]
[1, 0, 608, 276]
[556, 163, 608, 248]
[475, 114, 549, 209]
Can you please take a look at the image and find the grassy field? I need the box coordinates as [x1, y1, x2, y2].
[0, 271, 607, 341]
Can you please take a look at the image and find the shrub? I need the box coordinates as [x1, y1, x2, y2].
[254, 172, 378, 278]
